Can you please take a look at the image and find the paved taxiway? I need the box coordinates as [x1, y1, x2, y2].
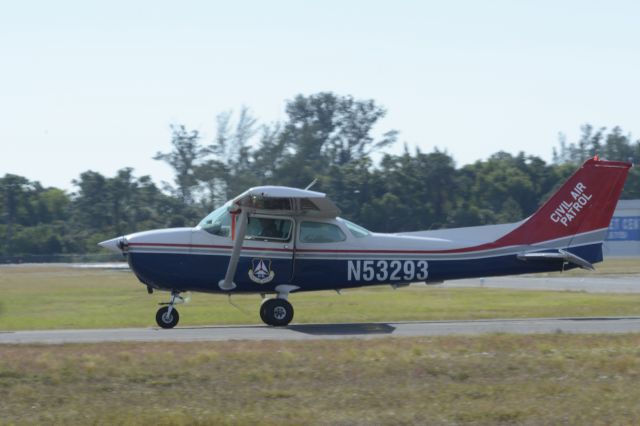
[2, 317, 640, 344]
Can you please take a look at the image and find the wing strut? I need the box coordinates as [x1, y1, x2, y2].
[218, 209, 249, 290]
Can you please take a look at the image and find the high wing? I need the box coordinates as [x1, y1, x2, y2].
[231, 185, 340, 218]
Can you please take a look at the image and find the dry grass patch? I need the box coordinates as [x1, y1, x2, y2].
[2, 334, 640, 424]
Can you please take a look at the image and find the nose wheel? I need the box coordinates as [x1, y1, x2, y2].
[155, 291, 182, 329]
[260, 298, 294, 326]
[156, 306, 179, 328]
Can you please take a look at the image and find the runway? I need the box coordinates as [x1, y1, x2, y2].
[3, 316, 640, 344]
[445, 275, 640, 293]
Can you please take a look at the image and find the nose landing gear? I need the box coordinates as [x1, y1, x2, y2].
[156, 291, 183, 329]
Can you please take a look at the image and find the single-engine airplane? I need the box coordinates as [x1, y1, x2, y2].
[99, 157, 631, 328]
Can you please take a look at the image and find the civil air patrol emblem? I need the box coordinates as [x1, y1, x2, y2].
[248, 258, 275, 284]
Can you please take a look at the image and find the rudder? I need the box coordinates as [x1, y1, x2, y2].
[495, 157, 631, 247]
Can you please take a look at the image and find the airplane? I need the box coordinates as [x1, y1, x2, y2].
[99, 157, 631, 328]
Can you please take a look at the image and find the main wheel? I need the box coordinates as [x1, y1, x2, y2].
[261, 298, 294, 327]
[260, 299, 269, 324]
[156, 306, 179, 329]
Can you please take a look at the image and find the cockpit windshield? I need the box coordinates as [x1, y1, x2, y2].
[198, 202, 232, 237]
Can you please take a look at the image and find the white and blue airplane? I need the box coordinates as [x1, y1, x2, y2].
[99, 158, 631, 328]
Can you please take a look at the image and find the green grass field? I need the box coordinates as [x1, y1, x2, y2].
[3, 334, 640, 425]
[1, 259, 639, 330]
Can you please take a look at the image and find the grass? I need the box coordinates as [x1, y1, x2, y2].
[0, 259, 639, 330]
[539, 257, 640, 277]
[0, 262, 640, 330]
[3, 334, 640, 424]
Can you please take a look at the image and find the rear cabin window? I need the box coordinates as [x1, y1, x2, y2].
[299, 222, 346, 243]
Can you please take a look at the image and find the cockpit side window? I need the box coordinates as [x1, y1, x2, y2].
[299, 221, 346, 243]
[246, 217, 292, 242]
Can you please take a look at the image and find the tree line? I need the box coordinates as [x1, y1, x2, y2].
[1, 92, 639, 257]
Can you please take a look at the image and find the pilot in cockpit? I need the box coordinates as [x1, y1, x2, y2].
[258, 218, 280, 238]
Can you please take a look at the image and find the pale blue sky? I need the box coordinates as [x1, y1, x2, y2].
[1, 1, 638, 190]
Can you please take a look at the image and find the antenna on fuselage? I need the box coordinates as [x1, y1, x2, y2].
[304, 178, 318, 190]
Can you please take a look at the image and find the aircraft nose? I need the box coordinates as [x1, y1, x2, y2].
[98, 237, 126, 254]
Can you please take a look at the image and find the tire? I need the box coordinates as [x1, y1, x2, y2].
[260, 299, 269, 324]
[156, 306, 179, 329]
[261, 298, 294, 327]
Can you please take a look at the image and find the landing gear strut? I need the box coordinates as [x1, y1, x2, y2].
[156, 291, 182, 329]
[260, 298, 294, 326]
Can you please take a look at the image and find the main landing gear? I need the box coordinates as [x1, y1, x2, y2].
[260, 298, 294, 327]
[259, 285, 298, 327]
[156, 291, 183, 329]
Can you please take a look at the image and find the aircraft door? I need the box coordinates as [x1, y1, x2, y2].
[293, 220, 350, 288]
[235, 215, 295, 286]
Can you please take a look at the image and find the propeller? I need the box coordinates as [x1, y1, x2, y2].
[98, 237, 129, 258]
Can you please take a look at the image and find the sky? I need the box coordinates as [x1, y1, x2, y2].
[1, 1, 639, 191]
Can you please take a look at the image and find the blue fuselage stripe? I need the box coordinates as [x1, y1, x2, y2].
[127, 243, 603, 293]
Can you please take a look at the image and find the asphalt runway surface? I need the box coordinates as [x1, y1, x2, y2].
[3, 317, 640, 344]
[445, 275, 640, 293]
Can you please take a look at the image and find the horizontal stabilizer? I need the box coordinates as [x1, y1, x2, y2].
[517, 249, 594, 271]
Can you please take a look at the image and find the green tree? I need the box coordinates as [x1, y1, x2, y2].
[195, 107, 261, 209]
[273, 92, 397, 188]
[373, 148, 458, 231]
[69, 169, 190, 252]
[458, 152, 543, 224]
[154, 125, 206, 205]
[0, 174, 73, 256]
[322, 157, 376, 225]
[552, 124, 639, 199]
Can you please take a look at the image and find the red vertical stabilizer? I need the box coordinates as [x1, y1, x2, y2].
[495, 158, 631, 246]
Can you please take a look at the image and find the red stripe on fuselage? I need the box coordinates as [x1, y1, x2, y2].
[128, 242, 294, 253]
[127, 241, 488, 255]
[125, 231, 593, 256]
